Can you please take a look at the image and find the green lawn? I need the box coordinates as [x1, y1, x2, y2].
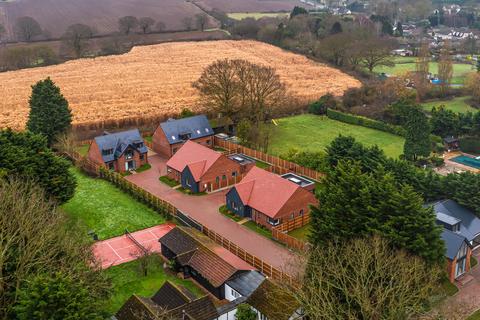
[75, 144, 90, 156]
[269, 115, 405, 158]
[374, 57, 475, 84]
[467, 309, 480, 320]
[288, 224, 311, 242]
[62, 168, 165, 239]
[244, 221, 273, 239]
[255, 159, 271, 169]
[159, 175, 180, 187]
[228, 12, 289, 20]
[421, 96, 477, 114]
[104, 258, 203, 314]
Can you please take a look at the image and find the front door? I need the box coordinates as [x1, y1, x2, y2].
[456, 258, 467, 278]
[125, 160, 135, 171]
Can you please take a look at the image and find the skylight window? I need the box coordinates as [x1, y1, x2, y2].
[171, 136, 176, 140]
[205, 128, 210, 132]
[196, 130, 201, 134]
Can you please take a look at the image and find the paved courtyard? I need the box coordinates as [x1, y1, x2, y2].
[125, 154, 299, 272]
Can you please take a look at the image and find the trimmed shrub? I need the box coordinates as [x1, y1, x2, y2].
[459, 136, 480, 154]
[326, 109, 406, 137]
[308, 93, 337, 115]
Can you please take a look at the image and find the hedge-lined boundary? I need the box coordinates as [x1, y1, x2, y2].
[326, 109, 406, 137]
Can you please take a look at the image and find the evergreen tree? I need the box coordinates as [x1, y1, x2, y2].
[290, 6, 308, 19]
[27, 77, 72, 146]
[15, 272, 108, 320]
[403, 106, 431, 161]
[430, 106, 460, 137]
[396, 21, 403, 36]
[310, 161, 444, 264]
[330, 21, 343, 34]
[0, 129, 76, 203]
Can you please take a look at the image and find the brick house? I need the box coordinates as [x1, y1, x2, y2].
[166, 141, 253, 193]
[88, 129, 148, 173]
[433, 199, 480, 282]
[152, 115, 214, 158]
[225, 167, 318, 230]
[159, 227, 259, 300]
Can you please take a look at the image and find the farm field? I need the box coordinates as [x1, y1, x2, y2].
[421, 96, 477, 114]
[0, 40, 361, 130]
[0, 0, 218, 40]
[62, 168, 165, 240]
[105, 258, 203, 313]
[228, 12, 290, 20]
[374, 57, 475, 84]
[193, 0, 310, 12]
[269, 114, 405, 158]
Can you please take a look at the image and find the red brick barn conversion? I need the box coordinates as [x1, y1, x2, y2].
[88, 129, 148, 173]
[225, 167, 318, 230]
[152, 115, 214, 158]
[166, 140, 254, 193]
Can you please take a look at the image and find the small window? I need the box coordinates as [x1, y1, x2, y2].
[140, 154, 144, 160]
[299, 209, 304, 216]
[232, 171, 237, 177]
[231, 289, 240, 299]
[216, 176, 220, 183]
[267, 217, 280, 226]
[290, 213, 294, 220]
[206, 140, 211, 145]
[222, 175, 226, 180]
[186, 177, 191, 187]
[102, 148, 114, 156]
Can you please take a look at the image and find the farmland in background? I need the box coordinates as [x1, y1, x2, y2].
[193, 0, 311, 12]
[0, 0, 219, 40]
[0, 40, 361, 130]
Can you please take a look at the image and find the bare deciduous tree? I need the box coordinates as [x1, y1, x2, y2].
[62, 24, 94, 58]
[182, 17, 193, 31]
[360, 37, 396, 72]
[139, 17, 155, 34]
[15, 16, 42, 41]
[119, 16, 139, 35]
[156, 21, 166, 32]
[279, 236, 441, 320]
[195, 13, 208, 31]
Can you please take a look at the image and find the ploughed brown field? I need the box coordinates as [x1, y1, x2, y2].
[0, 0, 218, 40]
[0, 40, 361, 130]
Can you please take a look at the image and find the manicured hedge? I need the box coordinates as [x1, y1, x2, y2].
[326, 109, 406, 137]
[459, 136, 480, 154]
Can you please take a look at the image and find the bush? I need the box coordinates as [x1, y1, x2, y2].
[308, 93, 337, 115]
[326, 109, 406, 137]
[459, 136, 480, 154]
[342, 86, 377, 109]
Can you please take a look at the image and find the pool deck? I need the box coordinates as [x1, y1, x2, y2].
[442, 151, 480, 174]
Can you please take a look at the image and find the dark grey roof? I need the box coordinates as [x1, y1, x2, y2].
[443, 136, 459, 143]
[433, 199, 480, 242]
[159, 227, 198, 256]
[151, 281, 191, 310]
[94, 129, 147, 163]
[160, 115, 213, 145]
[441, 229, 468, 260]
[226, 270, 265, 297]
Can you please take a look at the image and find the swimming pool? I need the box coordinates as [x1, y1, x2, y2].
[451, 155, 480, 169]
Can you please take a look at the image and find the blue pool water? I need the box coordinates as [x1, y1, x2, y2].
[451, 155, 480, 169]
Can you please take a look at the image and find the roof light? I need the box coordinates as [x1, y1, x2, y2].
[172, 136, 176, 140]
[205, 128, 210, 132]
[196, 130, 201, 134]
[289, 177, 301, 183]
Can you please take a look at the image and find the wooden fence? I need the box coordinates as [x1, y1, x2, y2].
[214, 137, 324, 181]
[272, 229, 309, 252]
[275, 214, 311, 233]
[65, 151, 292, 281]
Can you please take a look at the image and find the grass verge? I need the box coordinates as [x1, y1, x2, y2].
[219, 205, 243, 222]
[255, 160, 271, 169]
[62, 168, 165, 239]
[159, 175, 180, 187]
[243, 221, 273, 239]
[135, 163, 151, 173]
[104, 257, 202, 314]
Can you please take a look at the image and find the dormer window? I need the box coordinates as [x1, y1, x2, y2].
[452, 223, 460, 233]
[179, 133, 191, 141]
[135, 142, 144, 148]
[102, 148, 114, 156]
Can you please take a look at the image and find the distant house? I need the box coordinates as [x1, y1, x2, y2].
[159, 227, 262, 300]
[226, 167, 318, 229]
[152, 115, 214, 158]
[166, 141, 254, 193]
[443, 136, 459, 152]
[88, 129, 148, 173]
[116, 281, 219, 320]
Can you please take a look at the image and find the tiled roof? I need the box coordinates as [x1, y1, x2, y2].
[231, 167, 316, 219]
[166, 141, 222, 182]
[94, 129, 147, 163]
[433, 199, 480, 242]
[160, 227, 255, 288]
[151, 281, 191, 309]
[160, 115, 213, 145]
[441, 229, 468, 260]
[168, 296, 218, 320]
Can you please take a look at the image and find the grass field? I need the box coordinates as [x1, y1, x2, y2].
[374, 57, 475, 84]
[421, 96, 477, 114]
[269, 115, 405, 158]
[104, 258, 202, 314]
[62, 168, 165, 239]
[0, 40, 360, 130]
[288, 224, 311, 242]
[228, 12, 289, 20]
[467, 309, 480, 320]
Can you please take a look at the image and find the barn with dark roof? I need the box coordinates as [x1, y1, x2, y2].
[87, 129, 148, 173]
[152, 115, 214, 158]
